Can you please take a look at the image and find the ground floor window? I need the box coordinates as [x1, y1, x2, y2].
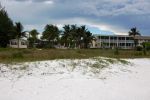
[21, 42, 26, 45]
[11, 41, 17, 45]
[119, 43, 125, 46]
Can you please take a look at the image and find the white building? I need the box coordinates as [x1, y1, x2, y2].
[9, 39, 28, 48]
[91, 35, 150, 49]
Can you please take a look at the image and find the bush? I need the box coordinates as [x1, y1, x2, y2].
[143, 42, 150, 51]
[136, 46, 143, 51]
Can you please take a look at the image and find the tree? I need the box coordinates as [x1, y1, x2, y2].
[41, 24, 60, 47]
[129, 27, 141, 48]
[61, 25, 72, 47]
[62, 24, 79, 48]
[61, 25, 93, 48]
[28, 29, 39, 47]
[13, 22, 26, 48]
[76, 25, 93, 48]
[0, 4, 14, 47]
[83, 31, 93, 48]
[70, 25, 78, 48]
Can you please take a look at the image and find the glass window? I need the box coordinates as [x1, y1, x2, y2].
[11, 41, 17, 45]
[21, 42, 26, 45]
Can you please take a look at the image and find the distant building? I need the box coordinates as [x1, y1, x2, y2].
[9, 39, 28, 48]
[134, 36, 150, 46]
[91, 35, 150, 49]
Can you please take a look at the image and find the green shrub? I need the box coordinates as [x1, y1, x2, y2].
[144, 42, 150, 51]
[136, 46, 143, 51]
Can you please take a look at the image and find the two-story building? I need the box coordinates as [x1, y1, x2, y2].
[91, 35, 150, 49]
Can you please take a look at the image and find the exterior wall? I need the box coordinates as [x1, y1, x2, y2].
[137, 39, 150, 46]
[92, 35, 150, 49]
[93, 35, 135, 49]
[9, 39, 27, 48]
[91, 40, 96, 48]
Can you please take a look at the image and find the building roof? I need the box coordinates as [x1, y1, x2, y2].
[93, 34, 150, 40]
[93, 34, 133, 37]
[10, 38, 27, 41]
[134, 36, 150, 40]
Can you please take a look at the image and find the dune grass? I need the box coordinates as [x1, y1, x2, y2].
[0, 48, 150, 63]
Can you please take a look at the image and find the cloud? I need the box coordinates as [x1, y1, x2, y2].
[1, 0, 150, 35]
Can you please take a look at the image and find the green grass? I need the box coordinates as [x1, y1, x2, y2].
[0, 48, 150, 63]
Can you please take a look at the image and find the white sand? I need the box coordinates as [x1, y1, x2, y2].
[0, 58, 150, 100]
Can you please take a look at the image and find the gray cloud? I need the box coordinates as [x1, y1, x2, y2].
[1, 0, 150, 35]
[11, 0, 51, 2]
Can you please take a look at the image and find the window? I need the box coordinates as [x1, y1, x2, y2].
[119, 37, 125, 40]
[101, 36, 109, 39]
[114, 37, 117, 40]
[119, 43, 125, 46]
[110, 37, 114, 40]
[126, 37, 133, 40]
[126, 43, 131, 46]
[11, 41, 17, 45]
[21, 42, 26, 45]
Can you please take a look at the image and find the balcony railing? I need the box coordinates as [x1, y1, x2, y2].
[97, 39, 134, 43]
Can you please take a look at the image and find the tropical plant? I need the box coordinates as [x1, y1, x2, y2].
[13, 22, 26, 48]
[61, 25, 93, 48]
[28, 29, 39, 47]
[128, 27, 141, 48]
[61, 25, 72, 47]
[41, 24, 60, 48]
[83, 31, 93, 48]
[78, 25, 93, 48]
[142, 42, 150, 51]
[70, 25, 78, 48]
[0, 4, 14, 47]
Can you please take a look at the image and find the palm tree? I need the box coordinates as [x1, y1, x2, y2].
[41, 24, 60, 47]
[83, 31, 93, 48]
[13, 22, 26, 48]
[61, 25, 93, 49]
[78, 25, 93, 48]
[62, 25, 72, 47]
[29, 29, 39, 47]
[70, 25, 78, 48]
[129, 27, 141, 48]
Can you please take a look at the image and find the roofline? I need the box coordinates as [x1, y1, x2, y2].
[93, 34, 133, 37]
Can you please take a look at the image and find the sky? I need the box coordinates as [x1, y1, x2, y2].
[1, 0, 150, 35]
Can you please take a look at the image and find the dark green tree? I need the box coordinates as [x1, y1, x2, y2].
[62, 24, 79, 48]
[13, 22, 26, 48]
[61, 25, 72, 47]
[0, 4, 14, 47]
[75, 25, 93, 48]
[70, 25, 78, 48]
[129, 27, 141, 48]
[41, 24, 60, 47]
[61, 25, 93, 48]
[83, 31, 93, 48]
[28, 29, 39, 47]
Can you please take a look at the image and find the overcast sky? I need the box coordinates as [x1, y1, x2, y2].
[1, 0, 150, 35]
